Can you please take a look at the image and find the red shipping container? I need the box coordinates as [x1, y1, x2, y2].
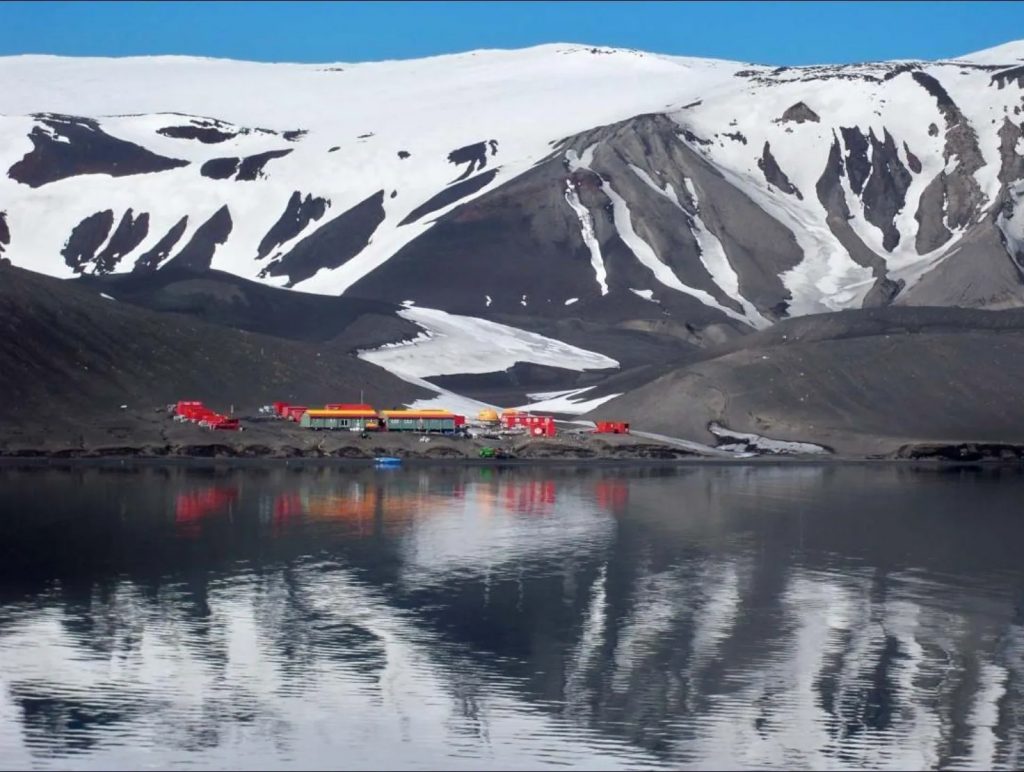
[594, 421, 630, 434]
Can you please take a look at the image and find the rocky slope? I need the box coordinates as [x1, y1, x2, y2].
[2, 43, 1024, 328]
[0, 264, 429, 446]
[4, 43, 1024, 450]
[594, 306, 1024, 455]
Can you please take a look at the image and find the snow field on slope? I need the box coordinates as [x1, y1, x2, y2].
[2, 42, 1022, 315]
[0, 45, 743, 292]
[676, 60, 1023, 309]
[358, 305, 618, 379]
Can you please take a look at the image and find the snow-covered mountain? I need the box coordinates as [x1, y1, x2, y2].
[2, 42, 1024, 367]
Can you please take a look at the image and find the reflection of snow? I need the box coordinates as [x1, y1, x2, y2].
[0, 563, 663, 770]
[565, 565, 608, 721]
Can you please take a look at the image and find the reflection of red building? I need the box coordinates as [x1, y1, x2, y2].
[273, 491, 303, 534]
[268, 481, 467, 537]
[175, 486, 239, 536]
[595, 479, 629, 512]
[503, 479, 557, 515]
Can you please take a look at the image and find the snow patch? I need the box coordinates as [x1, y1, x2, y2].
[358, 305, 618, 378]
[563, 180, 608, 295]
[564, 297, 579, 305]
[517, 386, 622, 415]
[708, 422, 830, 455]
[99, 292, 116, 301]
[629, 288, 655, 301]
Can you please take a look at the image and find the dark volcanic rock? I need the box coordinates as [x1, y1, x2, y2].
[894, 442, 1024, 461]
[162, 206, 233, 272]
[61, 210, 114, 273]
[862, 276, 905, 308]
[200, 149, 292, 181]
[350, 113, 799, 325]
[200, 157, 239, 180]
[862, 128, 913, 251]
[903, 142, 922, 173]
[840, 127, 871, 195]
[283, 130, 307, 142]
[397, 150, 411, 159]
[681, 129, 712, 146]
[93, 210, 150, 274]
[398, 169, 498, 226]
[236, 149, 293, 181]
[815, 134, 901, 305]
[997, 118, 1024, 184]
[133, 216, 188, 273]
[8, 114, 188, 188]
[260, 190, 385, 286]
[911, 71, 987, 253]
[157, 125, 236, 143]
[257, 191, 329, 259]
[914, 175, 954, 252]
[911, 71, 956, 109]
[777, 102, 821, 123]
[991, 65, 1024, 90]
[447, 140, 498, 182]
[757, 141, 803, 199]
[0, 211, 9, 255]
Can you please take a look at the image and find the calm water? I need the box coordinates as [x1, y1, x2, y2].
[0, 463, 1022, 770]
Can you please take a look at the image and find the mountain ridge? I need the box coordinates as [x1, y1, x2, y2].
[4, 41, 1024, 448]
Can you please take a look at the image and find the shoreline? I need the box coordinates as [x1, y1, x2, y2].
[1, 452, 1022, 469]
[5, 414, 1024, 466]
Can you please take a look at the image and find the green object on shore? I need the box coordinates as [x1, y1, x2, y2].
[479, 447, 512, 459]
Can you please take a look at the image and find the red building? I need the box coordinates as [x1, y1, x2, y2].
[501, 411, 557, 437]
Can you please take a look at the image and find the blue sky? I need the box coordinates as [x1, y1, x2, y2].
[2, 1, 1022, 65]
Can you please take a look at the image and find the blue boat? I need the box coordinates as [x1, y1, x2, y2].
[374, 456, 402, 467]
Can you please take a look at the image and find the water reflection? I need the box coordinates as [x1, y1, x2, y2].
[0, 464, 1022, 769]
